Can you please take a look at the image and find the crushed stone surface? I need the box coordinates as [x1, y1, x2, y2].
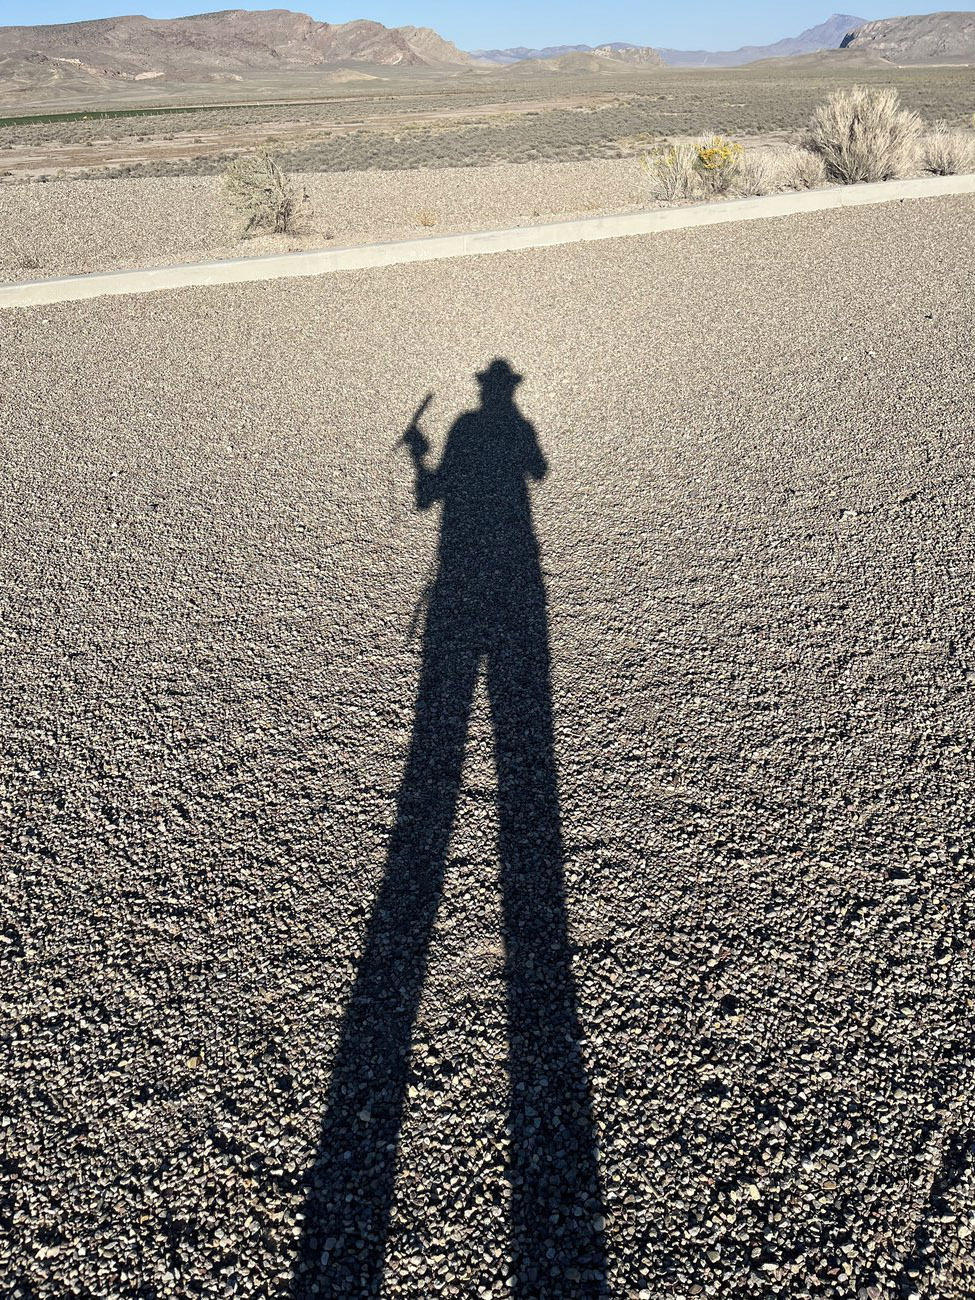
[0, 157, 652, 281]
[2, 196, 975, 1299]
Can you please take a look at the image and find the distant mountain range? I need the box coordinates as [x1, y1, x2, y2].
[472, 40, 661, 65]
[659, 13, 866, 67]
[1, 8, 972, 101]
[474, 15, 866, 68]
[474, 11, 975, 69]
[500, 48, 663, 76]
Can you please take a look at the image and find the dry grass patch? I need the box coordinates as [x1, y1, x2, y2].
[922, 121, 975, 176]
[737, 146, 827, 196]
[643, 135, 825, 203]
[641, 143, 699, 201]
[642, 136, 746, 202]
[735, 149, 779, 196]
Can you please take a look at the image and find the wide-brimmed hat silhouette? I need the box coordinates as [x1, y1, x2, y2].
[476, 358, 524, 388]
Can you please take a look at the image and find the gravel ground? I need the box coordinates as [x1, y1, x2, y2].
[0, 157, 650, 281]
[2, 197, 975, 1299]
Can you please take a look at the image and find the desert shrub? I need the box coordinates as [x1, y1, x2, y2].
[736, 148, 778, 195]
[222, 150, 299, 236]
[806, 86, 921, 184]
[415, 208, 437, 228]
[641, 143, 699, 201]
[694, 134, 743, 194]
[922, 120, 975, 175]
[764, 145, 827, 191]
[780, 145, 828, 190]
[736, 145, 827, 196]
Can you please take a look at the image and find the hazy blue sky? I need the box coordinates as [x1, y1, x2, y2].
[3, 4, 951, 51]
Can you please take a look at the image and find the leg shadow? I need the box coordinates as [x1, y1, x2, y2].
[292, 591, 478, 1297]
[490, 595, 607, 1295]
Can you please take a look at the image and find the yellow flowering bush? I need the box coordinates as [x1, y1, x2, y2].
[694, 135, 743, 193]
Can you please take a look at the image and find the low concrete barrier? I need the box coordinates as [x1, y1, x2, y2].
[2, 172, 974, 310]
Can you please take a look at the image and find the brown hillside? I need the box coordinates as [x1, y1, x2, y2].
[0, 7, 473, 93]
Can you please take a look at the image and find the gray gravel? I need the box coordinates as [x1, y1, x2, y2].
[2, 196, 974, 1299]
[0, 158, 650, 281]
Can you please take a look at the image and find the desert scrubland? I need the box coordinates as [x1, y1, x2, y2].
[2, 64, 973, 181]
[0, 65, 972, 282]
[1, 61, 972, 282]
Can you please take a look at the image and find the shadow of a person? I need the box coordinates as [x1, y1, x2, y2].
[292, 359, 607, 1297]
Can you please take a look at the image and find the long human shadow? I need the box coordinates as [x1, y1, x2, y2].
[292, 359, 607, 1297]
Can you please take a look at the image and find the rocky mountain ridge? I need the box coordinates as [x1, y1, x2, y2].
[841, 11, 975, 62]
[0, 7, 473, 89]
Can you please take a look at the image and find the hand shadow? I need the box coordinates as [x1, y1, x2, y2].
[292, 359, 608, 1298]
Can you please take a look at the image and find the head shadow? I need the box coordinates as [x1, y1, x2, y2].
[291, 359, 608, 1297]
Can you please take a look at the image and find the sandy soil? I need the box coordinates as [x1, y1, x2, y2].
[0, 157, 653, 280]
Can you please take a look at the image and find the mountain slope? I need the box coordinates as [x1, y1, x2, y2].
[472, 40, 661, 67]
[471, 44, 594, 65]
[0, 7, 473, 90]
[503, 48, 661, 75]
[395, 25, 472, 65]
[591, 44, 662, 65]
[659, 13, 866, 67]
[841, 11, 975, 62]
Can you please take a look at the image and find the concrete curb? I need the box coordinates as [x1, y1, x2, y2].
[2, 172, 974, 310]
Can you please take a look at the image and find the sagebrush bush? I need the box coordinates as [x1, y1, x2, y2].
[737, 145, 827, 196]
[736, 148, 778, 196]
[222, 151, 300, 236]
[641, 143, 699, 201]
[694, 135, 743, 194]
[806, 86, 921, 184]
[776, 145, 828, 191]
[922, 120, 975, 175]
